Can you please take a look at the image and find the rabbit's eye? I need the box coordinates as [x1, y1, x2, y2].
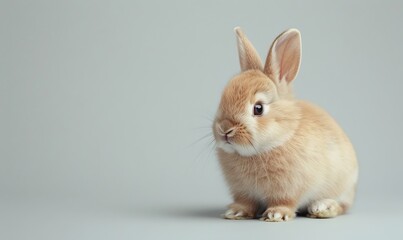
[253, 103, 263, 116]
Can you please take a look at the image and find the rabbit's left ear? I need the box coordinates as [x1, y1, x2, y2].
[234, 27, 263, 72]
[264, 29, 301, 83]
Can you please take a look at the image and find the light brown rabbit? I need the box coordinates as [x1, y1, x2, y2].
[212, 27, 358, 222]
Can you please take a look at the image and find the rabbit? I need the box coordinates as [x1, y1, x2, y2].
[212, 27, 358, 222]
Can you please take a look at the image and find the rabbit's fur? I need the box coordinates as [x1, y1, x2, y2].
[212, 28, 358, 222]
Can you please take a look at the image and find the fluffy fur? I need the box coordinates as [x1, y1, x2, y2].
[213, 27, 358, 222]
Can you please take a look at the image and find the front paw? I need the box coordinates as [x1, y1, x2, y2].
[223, 203, 255, 220]
[260, 206, 295, 222]
[307, 199, 342, 218]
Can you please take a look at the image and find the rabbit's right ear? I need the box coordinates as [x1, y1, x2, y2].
[234, 27, 263, 72]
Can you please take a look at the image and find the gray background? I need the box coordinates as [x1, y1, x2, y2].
[1, 0, 402, 239]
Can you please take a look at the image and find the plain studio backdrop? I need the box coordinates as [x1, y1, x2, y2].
[1, 0, 402, 239]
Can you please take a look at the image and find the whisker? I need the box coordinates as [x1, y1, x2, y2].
[201, 115, 215, 123]
[194, 136, 216, 163]
[206, 138, 217, 159]
[246, 136, 259, 156]
[191, 126, 213, 130]
[186, 132, 214, 148]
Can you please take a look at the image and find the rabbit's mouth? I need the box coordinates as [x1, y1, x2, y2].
[223, 143, 260, 157]
[224, 135, 232, 144]
[217, 137, 264, 157]
[214, 121, 263, 156]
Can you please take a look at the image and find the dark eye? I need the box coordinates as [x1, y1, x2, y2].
[253, 103, 264, 116]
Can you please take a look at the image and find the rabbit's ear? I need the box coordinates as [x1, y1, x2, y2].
[234, 27, 263, 72]
[264, 29, 301, 83]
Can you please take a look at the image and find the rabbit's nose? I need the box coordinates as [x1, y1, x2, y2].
[220, 119, 235, 132]
[225, 128, 233, 135]
[224, 127, 236, 137]
[224, 128, 236, 143]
